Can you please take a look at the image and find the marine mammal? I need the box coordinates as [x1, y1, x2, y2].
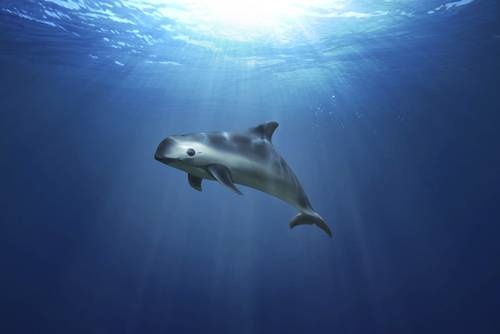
[154, 121, 332, 237]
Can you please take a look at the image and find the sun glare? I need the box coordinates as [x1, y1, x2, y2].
[193, 0, 301, 27]
[158, 0, 310, 31]
[152, 0, 346, 41]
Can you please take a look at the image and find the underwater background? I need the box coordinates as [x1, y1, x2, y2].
[1, 0, 499, 333]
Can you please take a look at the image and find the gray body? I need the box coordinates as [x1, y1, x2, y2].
[154, 121, 332, 237]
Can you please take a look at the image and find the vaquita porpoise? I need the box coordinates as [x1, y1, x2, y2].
[154, 121, 332, 237]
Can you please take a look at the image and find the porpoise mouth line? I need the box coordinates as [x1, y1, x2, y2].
[154, 155, 179, 164]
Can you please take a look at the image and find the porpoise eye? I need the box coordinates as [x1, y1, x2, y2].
[186, 148, 196, 157]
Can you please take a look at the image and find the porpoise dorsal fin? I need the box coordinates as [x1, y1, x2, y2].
[207, 164, 242, 195]
[248, 121, 279, 142]
[188, 173, 202, 191]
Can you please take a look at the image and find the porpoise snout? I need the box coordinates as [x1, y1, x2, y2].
[155, 137, 177, 163]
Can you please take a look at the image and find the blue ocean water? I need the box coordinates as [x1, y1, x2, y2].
[1, 0, 499, 333]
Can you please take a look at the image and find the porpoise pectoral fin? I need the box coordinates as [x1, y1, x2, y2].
[207, 164, 243, 195]
[289, 212, 332, 238]
[188, 173, 202, 192]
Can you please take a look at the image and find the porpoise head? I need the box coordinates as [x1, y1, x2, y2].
[154, 135, 210, 172]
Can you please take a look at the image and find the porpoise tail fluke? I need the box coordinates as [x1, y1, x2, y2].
[289, 211, 332, 238]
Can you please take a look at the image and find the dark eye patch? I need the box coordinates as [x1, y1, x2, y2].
[186, 148, 196, 156]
